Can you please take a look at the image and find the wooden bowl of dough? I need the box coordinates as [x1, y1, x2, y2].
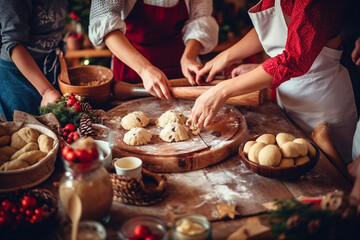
[58, 65, 113, 107]
[0, 123, 59, 192]
[238, 135, 319, 179]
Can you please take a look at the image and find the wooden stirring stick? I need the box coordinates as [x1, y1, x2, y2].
[58, 50, 72, 85]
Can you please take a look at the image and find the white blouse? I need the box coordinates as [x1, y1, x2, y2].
[89, 0, 219, 54]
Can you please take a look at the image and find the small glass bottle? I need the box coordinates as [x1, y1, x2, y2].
[173, 214, 211, 240]
[59, 157, 113, 224]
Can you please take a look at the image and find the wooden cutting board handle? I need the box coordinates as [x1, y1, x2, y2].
[113, 81, 263, 106]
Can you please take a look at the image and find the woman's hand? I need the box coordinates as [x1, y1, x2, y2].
[140, 65, 172, 100]
[196, 51, 230, 85]
[41, 88, 62, 107]
[189, 83, 227, 128]
[352, 37, 360, 66]
[181, 57, 203, 86]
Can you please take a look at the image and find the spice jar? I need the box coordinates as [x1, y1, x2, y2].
[59, 138, 113, 223]
[173, 214, 211, 240]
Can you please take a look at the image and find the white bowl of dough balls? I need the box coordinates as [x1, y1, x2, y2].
[0, 123, 59, 192]
[238, 133, 319, 179]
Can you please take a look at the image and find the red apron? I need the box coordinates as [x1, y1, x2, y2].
[113, 0, 188, 83]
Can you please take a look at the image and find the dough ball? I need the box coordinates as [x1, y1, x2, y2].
[243, 141, 256, 156]
[156, 110, 187, 128]
[278, 158, 294, 168]
[256, 134, 276, 145]
[38, 134, 54, 153]
[123, 127, 152, 146]
[17, 127, 40, 143]
[10, 132, 27, 149]
[293, 138, 316, 158]
[121, 111, 149, 130]
[14, 150, 46, 165]
[0, 146, 17, 158]
[280, 142, 307, 158]
[295, 156, 310, 166]
[0, 135, 11, 147]
[0, 159, 29, 171]
[276, 133, 295, 146]
[159, 123, 189, 142]
[0, 125, 6, 136]
[248, 142, 266, 163]
[258, 144, 281, 166]
[185, 119, 200, 135]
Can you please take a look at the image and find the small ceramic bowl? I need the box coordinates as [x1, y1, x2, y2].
[118, 215, 168, 240]
[95, 140, 112, 170]
[58, 220, 106, 240]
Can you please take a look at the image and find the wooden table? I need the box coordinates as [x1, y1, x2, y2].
[35, 100, 352, 240]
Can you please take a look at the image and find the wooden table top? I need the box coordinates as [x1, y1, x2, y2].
[34, 100, 352, 240]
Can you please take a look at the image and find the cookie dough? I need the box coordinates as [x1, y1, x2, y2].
[258, 144, 281, 166]
[159, 123, 189, 142]
[123, 127, 152, 146]
[121, 111, 149, 130]
[156, 110, 187, 128]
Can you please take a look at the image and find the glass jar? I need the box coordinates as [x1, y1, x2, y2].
[59, 158, 113, 223]
[172, 214, 211, 240]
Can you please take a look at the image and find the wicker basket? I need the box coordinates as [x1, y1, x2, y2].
[110, 163, 167, 206]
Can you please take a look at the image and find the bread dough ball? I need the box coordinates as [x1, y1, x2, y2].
[248, 142, 266, 163]
[123, 127, 152, 146]
[256, 134, 276, 145]
[280, 142, 307, 158]
[159, 123, 189, 142]
[243, 141, 256, 156]
[293, 138, 316, 158]
[156, 110, 187, 128]
[38, 134, 54, 153]
[11, 142, 39, 160]
[278, 158, 294, 168]
[10, 132, 27, 149]
[258, 144, 281, 166]
[121, 111, 149, 130]
[295, 156, 310, 166]
[276, 133, 295, 146]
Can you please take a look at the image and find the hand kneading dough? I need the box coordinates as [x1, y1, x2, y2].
[293, 138, 316, 158]
[276, 133, 295, 146]
[38, 134, 54, 153]
[295, 156, 310, 165]
[243, 141, 256, 156]
[123, 127, 152, 146]
[11, 142, 39, 160]
[159, 123, 189, 142]
[10, 132, 27, 149]
[248, 142, 266, 163]
[256, 134, 276, 145]
[278, 158, 294, 167]
[258, 144, 281, 166]
[280, 142, 307, 158]
[156, 110, 187, 128]
[121, 111, 149, 130]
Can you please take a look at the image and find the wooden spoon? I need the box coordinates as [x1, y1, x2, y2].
[67, 193, 82, 240]
[58, 50, 72, 85]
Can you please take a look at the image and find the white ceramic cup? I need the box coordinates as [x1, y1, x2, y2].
[114, 157, 142, 179]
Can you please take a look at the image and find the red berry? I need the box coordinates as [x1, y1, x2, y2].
[87, 148, 99, 160]
[21, 196, 37, 209]
[64, 150, 77, 162]
[67, 138, 73, 144]
[15, 214, 24, 222]
[75, 149, 94, 162]
[34, 208, 45, 216]
[11, 207, 18, 215]
[62, 146, 73, 158]
[67, 98, 77, 107]
[31, 214, 42, 223]
[25, 209, 33, 216]
[133, 224, 151, 239]
[74, 103, 82, 112]
[1, 200, 16, 212]
[145, 235, 160, 240]
[0, 214, 11, 227]
[64, 123, 77, 132]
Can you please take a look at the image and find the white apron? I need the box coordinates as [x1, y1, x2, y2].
[248, 0, 358, 163]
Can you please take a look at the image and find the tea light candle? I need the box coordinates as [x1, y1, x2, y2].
[114, 157, 142, 179]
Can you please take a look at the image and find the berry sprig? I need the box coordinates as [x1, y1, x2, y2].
[59, 123, 79, 144]
[66, 93, 82, 112]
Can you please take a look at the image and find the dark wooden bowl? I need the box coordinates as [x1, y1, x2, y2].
[238, 135, 319, 180]
[58, 65, 113, 107]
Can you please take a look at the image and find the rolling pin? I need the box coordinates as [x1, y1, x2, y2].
[113, 81, 263, 106]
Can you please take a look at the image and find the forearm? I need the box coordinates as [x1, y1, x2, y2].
[104, 30, 152, 76]
[181, 39, 202, 62]
[222, 28, 263, 65]
[10, 44, 55, 96]
[220, 65, 273, 99]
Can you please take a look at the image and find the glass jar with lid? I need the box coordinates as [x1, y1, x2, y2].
[59, 146, 113, 224]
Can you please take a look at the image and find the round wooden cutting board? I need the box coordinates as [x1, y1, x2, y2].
[103, 97, 248, 172]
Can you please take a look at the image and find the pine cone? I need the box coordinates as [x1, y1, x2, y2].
[79, 113, 95, 137]
[80, 102, 93, 114]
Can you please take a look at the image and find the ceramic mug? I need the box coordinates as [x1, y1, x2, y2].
[114, 157, 142, 179]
